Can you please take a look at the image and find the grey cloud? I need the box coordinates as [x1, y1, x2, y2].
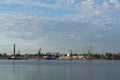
[0, 13, 119, 43]
[0, 0, 119, 53]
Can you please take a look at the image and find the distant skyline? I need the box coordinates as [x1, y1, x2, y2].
[0, 0, 120, 54]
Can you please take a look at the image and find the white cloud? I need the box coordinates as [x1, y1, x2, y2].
[57, 0, 76, 4]
[1, 0, 120, 16]
[70, 34, 80, 40]
[109, 0, 118, 4]
[22, 38, 44, 46]
[0, 0, 120, 53]
[0, 12, 119, 42]
[4, 0, 15, 3]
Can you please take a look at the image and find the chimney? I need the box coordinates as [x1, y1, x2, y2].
[13, 43, 15, 57]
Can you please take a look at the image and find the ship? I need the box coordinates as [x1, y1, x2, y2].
[24, 48, 48, 60]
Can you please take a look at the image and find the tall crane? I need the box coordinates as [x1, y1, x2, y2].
[86, 46, 92, 54]
[70, 45, 76, 58]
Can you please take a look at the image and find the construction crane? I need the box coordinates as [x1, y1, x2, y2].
[86, 45, 92, 54]
[70, 45, 76, 58]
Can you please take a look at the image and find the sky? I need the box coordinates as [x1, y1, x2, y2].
[0, 0, 120, 54]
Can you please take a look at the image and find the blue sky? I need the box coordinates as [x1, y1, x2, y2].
[0, 0, 120, 54]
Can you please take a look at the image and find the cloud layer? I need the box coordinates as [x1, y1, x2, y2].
[0, 0, 120, 54]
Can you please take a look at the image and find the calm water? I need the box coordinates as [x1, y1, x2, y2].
[0, 60, 120, 80]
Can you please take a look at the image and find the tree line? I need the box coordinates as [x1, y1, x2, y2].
[0, 52, 120, 60]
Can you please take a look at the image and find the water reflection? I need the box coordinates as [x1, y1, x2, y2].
[0, 60, 120, 80]
[13, 60, 15, 73]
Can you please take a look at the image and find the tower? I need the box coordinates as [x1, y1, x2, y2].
[38, 48, 42, 57]
[13, 43, 16, 57]
[70, 49, 73, 58]
[18, 50, 20, 54]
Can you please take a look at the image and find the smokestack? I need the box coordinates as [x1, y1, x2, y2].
[14, 43, 15, 57]
[38, 48, 41, 57]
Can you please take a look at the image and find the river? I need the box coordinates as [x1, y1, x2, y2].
[0, 60, 119, 80]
